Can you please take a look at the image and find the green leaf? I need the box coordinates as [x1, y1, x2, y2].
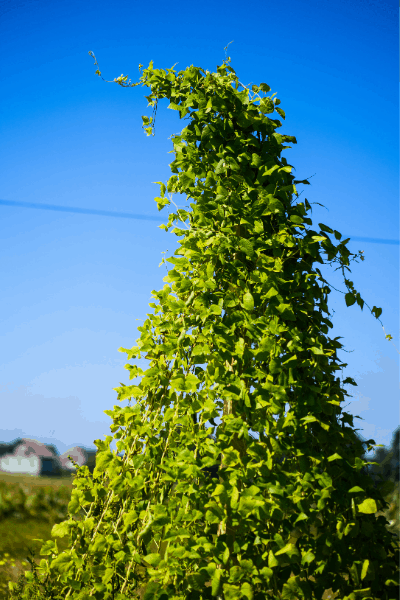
[277, 303, 295, 320]
[243, 292, 254, 311]
[192, 344, 210, 355]
[114, 384, 144, 400]
[238, 495, 265, 516]
[318, 223, 334, 234]
[51, 553, 74, 573]
[231, 486, 239, 509]
[301, 550, 315, 566]
[241, 582, 253, 600]
[281, 576, 304, 599]
[40, 540, 58, 555]
[345, 293, 356, 307]
[143, 581, 162, 600]
[223, 448, 240, 466]
[93, 451, 114, 476]
[170, 372, 199, 392]
[123, 509, 139, 527]
[51, 522, 71, 538]
[104, 567, 115, 583]
[209, 304, 222, 315]
[67, 492, 82, 515]
[222, 546, 230, 564]
[153, 181, 167, 197]
[327, 453, 342, 462]
[254, 219, 264, 233]
[357, 498, 377, 514]
[212, 484, 226, 496]
[239, 239, 254, 257]
[294, 512, 308, 524]
[361, 559, 369, 581]
[371, 305, 382, 319]
[180, 171, 196, 187]
[265, 287, 278, 299]
[91, 534, 107, 553]
[310, 346, 324, 355]
[275, 543, 299, 558]
[262, 196, 284, 215]
[144, 553, 161, 566]
[301, 415, 318, 424]
[268, 550, 279, 568]
[251, 153, 263, 167]
[235, 338, 245, 357]
[343, 376, 357, 386]
[384, 578, 399, 587]
[223, 583, 241, 600]
[211, 568, 222, 596]
[215, 160, 227, 175]
[259, 566, 273, 580]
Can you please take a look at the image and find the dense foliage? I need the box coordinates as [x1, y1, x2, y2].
[10, 52, 399, 599]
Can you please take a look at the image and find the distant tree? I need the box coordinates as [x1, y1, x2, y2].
[84, 449, 98, 475]
[363, 427, 400, 487]
[10, 52, 399, 600]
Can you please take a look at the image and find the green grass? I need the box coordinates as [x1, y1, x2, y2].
[0, 473, 74, 599]
[0, 472, 74, 488]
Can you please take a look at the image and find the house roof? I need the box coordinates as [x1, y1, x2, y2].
[15, 438, 58, 458]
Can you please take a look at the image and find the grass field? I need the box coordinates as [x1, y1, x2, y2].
[0, 472, 74, 599]
[0, 472, 74, 488]
[0, 471, 398, 599]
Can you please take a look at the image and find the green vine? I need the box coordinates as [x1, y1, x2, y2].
[10, 49, 399, 600]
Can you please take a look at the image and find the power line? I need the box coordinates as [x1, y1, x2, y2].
[0, 199, 399, 245]
[0, 199, 162, 222]
[345, 236, 399, 246]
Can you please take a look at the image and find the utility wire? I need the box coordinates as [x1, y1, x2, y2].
[0, 199, 162, 222]
[1, 199, 399, 245]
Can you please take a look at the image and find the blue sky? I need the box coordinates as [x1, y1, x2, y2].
[0, 0, 398, 456]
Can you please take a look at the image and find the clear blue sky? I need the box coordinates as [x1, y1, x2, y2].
[0, 0, 398, 456]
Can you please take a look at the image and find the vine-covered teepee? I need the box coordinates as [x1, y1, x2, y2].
[11, 51, 399, 600]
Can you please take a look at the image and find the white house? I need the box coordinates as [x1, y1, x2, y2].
[0, 438, 62, 476]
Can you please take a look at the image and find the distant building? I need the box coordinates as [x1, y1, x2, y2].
[0, 438, 99, 477]
[0, 438, 62, 477]
[59, 446, 97, 473]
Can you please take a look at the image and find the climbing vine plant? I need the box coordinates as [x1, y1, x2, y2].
[11, 50, 399, 600]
